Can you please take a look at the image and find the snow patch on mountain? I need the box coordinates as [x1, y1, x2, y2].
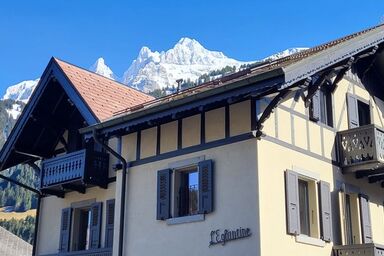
[6, 104, 22, 120]
[3, 79, 39, 103]
[89, 57, 116, 80]
[2, 40, 308, 104]
[122, 37, 247, 92]
[261, 47, 308, 61]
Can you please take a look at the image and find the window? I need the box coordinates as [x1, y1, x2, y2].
[338, 190, 372, 245]
[156, 159, 213, 221]
[344, 194, 354, 245]
[59, 200, 115, 253]
[285, 170, 332, 243]
[298, 180, 310, 236]
[358, 101, 371, 126]
[347, 94, 371, 128]
[174, 168, 199, 217]
[309, 87, 333, 127]
[72, 207, 92, 251]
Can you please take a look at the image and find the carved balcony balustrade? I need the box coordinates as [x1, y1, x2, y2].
[337, 124, 384, 183]
[40, 149, 109, 196]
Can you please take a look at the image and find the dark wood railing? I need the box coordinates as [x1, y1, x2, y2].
[333, 243, 384, 256]
[337, 124, 384, 172]
[41, 150, 86, 187]
[41, 149, 109, 190]
[40, 248, 112, 256]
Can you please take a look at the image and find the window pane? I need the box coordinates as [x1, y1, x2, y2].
[298, 180, 310, 236]
[319, 88, 333, 127]
[77, 208, 91, 251]
[358, 101, 371, 126]
[188, 172, 198, 215]
[345, 194, 354, 245]
[177, 169, 199, 217]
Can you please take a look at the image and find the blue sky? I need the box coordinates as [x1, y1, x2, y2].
[1, 0, 383, 96]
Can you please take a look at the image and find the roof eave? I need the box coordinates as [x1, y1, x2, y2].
[80, 67, 285, 137]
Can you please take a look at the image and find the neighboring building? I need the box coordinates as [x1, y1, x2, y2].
[0, 226, 33, 256]
[1, 24, 384, 256]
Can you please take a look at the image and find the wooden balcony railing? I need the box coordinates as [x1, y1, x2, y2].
[40, 149, 109, 193]
[333, 243, 384, 256]
[40, 248, 112, 256]
[337, 124, 384, 172]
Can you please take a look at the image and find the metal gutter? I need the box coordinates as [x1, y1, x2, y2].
[92, 131, 127, 256]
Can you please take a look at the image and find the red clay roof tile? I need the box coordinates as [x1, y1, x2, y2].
[54, 58, 154, 121]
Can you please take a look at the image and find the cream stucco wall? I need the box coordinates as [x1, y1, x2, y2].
[230, 100, 251, 136]
[205, 107, 225, 142]
[122, 132, 137, 161]
[182, 114, 201, 148]
[119, 140, 260, 256]
[255, 75, 384, 255]
[36, 73, 384, 256]
[36, 184, 116, 255]
[140, 127, 157, 158]
[160, 121, 178, 153]
[256, 137, 384, 255]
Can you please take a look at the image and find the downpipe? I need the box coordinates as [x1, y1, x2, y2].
[92, 130, 127, 256]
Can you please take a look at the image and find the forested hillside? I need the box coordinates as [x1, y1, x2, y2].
[0, 99, 38, 244]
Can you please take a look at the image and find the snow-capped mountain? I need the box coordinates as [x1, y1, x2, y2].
[89, 57, 116, 80]
[122, 37, 246, 92]
[3, 79, 39, 103]
[262, 47, 308, 62]
[1, 39, 307, 107]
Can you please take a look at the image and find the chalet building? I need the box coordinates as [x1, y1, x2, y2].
[2, 24, 384, 256]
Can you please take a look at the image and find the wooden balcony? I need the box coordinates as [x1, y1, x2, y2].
[333, 243, 384, 256]
[40, 149, 109, 196]
[40, 248, 112, 256]
[337, 124, 384, 175]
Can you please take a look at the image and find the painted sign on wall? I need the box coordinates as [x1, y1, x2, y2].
[209, 227, 251, 246]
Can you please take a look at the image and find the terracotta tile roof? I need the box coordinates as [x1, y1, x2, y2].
[113, 24, 384, 117]
[54, 58, 154, 121]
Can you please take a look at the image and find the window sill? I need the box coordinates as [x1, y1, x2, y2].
[295, 235, 326, 247]
[166, 214, 205, 225]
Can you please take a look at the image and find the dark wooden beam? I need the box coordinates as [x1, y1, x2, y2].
[255, 89, 291, 137]
[0, 174, 40, 194]
[304, 72, 330, 107]
[368, 174, 384, 183]
[356, 168, 384, 179]
[330, 57, 355, 92]
[41, 189, 65, 198]
[61, 184, 86, 194]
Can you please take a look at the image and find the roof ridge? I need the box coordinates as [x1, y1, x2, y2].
[52, 57, 153, 97]
[260, 23, 384, 68]
[53, 57, 100, 122]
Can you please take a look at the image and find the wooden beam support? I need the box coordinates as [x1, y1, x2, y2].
[355, 168, 384, 179]
[330, 57, 355, 92]
[254, 89, 291, 137]
[368, 174, 384, 183]
[61, 184, 86, 194]
[41, 189, 65, 198]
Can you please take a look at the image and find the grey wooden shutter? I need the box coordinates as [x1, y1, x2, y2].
[359, 195, 373, 243]
[105, 199, 115, 248]
[59, 207, 72, 252]
[198, 159, 214, 214]
[319, 181, 332, 242]
[309, 90, 321, 122]
[285, 170, 300, 235]
[157, 169, 172, 220]
[347, 94, 359, 128]
[89, 202, 102, 249]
